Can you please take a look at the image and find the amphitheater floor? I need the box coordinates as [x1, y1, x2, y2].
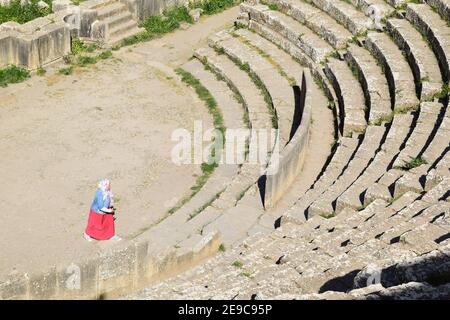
[0, 7, 240, 276]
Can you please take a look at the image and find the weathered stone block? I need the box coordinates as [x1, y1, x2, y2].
[97, 245, 137, 299]
[0, 274, 29, 300]
[29, 267, 58, 299]
[56, 258, 99, 300]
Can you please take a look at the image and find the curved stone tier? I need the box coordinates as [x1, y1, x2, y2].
[365, 32, 419, 112]
[406, 3, 450, 82]
[305, 0, 374, 34]
[344, 44, 392, 124]
[324, 57, 367, 136]
[263, 0, 353, 48]
[386, 18, 443, 100]
[208, 29, 295, 146]
[241, 3, 334, 63]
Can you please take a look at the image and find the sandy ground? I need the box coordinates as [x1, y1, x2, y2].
[0, 7, 239, 276]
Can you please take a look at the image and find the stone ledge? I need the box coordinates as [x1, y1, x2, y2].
[0, 230, 221, 299]
[263, 70, 312, 208]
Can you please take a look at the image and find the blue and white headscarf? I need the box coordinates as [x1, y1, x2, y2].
[98, 179, 114, 205]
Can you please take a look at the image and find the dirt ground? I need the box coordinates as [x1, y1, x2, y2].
[0, 7, 239, 276]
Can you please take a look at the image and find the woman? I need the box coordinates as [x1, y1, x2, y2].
[84, 179, 121, 241]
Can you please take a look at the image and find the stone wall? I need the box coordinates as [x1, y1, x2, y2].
[121, 0, 189, 21]
[262, 70, 312, 209]
[0, 230, 221, 299]
[0, 12, 72, 69]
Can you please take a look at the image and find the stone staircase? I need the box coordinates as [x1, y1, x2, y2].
[84, 0, 144, 46]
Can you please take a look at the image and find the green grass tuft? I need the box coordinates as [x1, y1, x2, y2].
[396, 157, 427, 171]
[370, 112, 394, 126]
[58, 66, 74, 76]
[77, 55, 97, 66]
[36, 66, 46, 76]
[193, 0, 240, 15]
[142, 6, 192, 34]
[232, 260, 243, 268]
[0, 65, 30, 87]
[71, 39, 98, 55]
[0, 0, 52, 24]
[98, 50, 112, 60]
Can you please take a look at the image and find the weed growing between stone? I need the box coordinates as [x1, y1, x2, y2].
[0, 65, 30, 87]
[396, 157, 427, 171]
[57, 39, 113, 75]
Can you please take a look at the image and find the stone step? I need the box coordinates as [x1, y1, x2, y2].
[348, 0, 395, 20]
[89, 0, 117, 10]
[425, 0, 450, 21]
[108, 25, 143, 47]
[109, 19, 139, 39]
[347, 194, 422, 246]
[344, 44, 392, 125]
[245, 18, 336, 101]
[241, 3, 334, 63]
[400, 223, 445, 255]
[378, 202, 432, 243]
[390, 190, 422, 212]
[192, 47, 275, 207]
[182, 59, 246, 131]
[324, 57, 367, 137]
[305, 0, 373, 34]
[266, 0, 353, 48]
[194, 46, 273, 131]
[97, 2, 128, 20]
[208, 30, 295, 146]
[424, 151, 450, 191]
[209, 167, 260, 212]
[386, 18, 443, 100]
[421, 107, 450, 165]
[334, 113, 415, 212]
[387, 282, 450, 299]
[104, 11, 134, 30]
[428, 201, 450, 229]
[308, 125, 386, 217]
[282, 136, 360, 224]
[385, 0, 407, 8]
[393, 165, 430, 198]
[230, 27, 339, 217]
[203, 203, 265, 246]
[421, 177, 450, 204]
[406, 3, 450, 82]
[163, 60, 248, 228]
[233, 28, 304, 85]
[365, 32, 419, 112]
[364, 168, 404, 206]
[393, 102, 444, 168]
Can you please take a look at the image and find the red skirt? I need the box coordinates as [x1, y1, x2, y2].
[85, 209, 115, 240]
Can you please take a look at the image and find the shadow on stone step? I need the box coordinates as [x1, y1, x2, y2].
[318, 269, 361, 293]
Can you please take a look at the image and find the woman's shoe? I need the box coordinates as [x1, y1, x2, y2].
[111, 235, 122, 241]
[83, 232, 93, 242]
